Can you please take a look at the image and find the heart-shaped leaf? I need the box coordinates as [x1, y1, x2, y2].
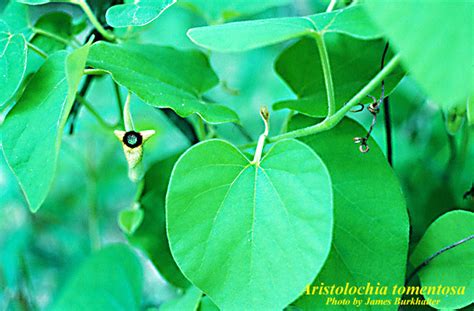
[2, 45, 90, 212]
[0, 20, 27, 107]
[187, 5, 382, 53]
[274, 35, 404, 117]
[49, 244, 143, 311]
[106, 0, 176, 28]
[166, 139, 333, 310]
[87, 42, 238, 124]
[364, 1, 472, 108]
[288, 115, 409, 309]
[410, 210, 474, 309]
[128, 155, 190, 289]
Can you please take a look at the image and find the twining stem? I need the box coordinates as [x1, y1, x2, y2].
[252, 107, 270, 165]
[326, 0, 337, 12]
[312, 33, 336, 116]
[268, 54, 401, 142]
[26, 42, 47, 59]
[123, 92, 134, 131]
[405, 235, 474, 285]
[383, 97, 393, 166]
[73, 0, 116, 42]
[76, 95, 115, 130]
[113, 82, 125, 127]
[239, 54, 400, 149]
[31, 28, 80, 48]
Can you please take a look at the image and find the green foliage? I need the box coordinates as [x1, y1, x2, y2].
[87, 42, 239, 124]
[0, 20, 27, 107]
[274, 35, 404, 117]
[106, 0, 176, 28]
[410, 210, 474, 309]
[289, 116, 409, 310]
[364, 1, 472, 108]
[187, 5, 381, 53]
[0, 1, 471, 310]
[49, 244, 143, 311]
[167, 139, 333, 309]
[2, 45, 89, 212]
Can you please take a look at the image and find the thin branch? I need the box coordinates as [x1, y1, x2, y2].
[405, 235, 474, 285]
[26, 42, 47, 59]
[84, 68, 108, 75]
[76, 94, 115, 130]
[383, 96, 393, 166]
[312, 33, 336, 116]
[32, 27, 79, 48]
[113, 82, 125, 127]
[73, 0, 116, 42]
[267, 54, 401, 143]
[326, 0, 337, 12]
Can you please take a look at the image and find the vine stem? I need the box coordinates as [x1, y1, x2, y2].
[312, 33, 336, 116]
[73, 0, 116, 42]
[76, 95, 115, 130]
[326, 0, 337, 12]
[31, 28, 80, 48]
[113, 82, 125, 127]
[405, 235, 474, 285]
[123, 92, 134, 131]
[26, 42, 47, 59]
[265, 54, 401, 143]
[84, 68, 107, 75]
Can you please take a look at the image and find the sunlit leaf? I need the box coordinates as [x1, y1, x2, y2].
[289, 116, 409, 310]
[167, 139, 333, 310]
[410, 210, 474, 309]
[87, 42, 239, 124]
[187, 5, 381, 52]
[106, 0, 176, 28]
[2, 45, 89, 212]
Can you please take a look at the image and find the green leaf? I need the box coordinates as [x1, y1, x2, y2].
[274, 35, 404, 117]
[106, 0, 176, 28]
[128, 155, 190, 289]
[119, 209, 144, 235]
[179, 0, 291, 24]
[187, 5, 381, 52]
[31, 12, 73, 53]
[410, 210, 474, 309]
[159, 286, 202, 311]
[0, 20, 27, 107]
[166, 139, 333, 310]
[288, 116, 409, 310]
[49, 244, 143, 311]
[363, 1, 472, 108]
[87, 42, 238, 124]
[2, 45, 89, 212]
[1, 1, 32, 36]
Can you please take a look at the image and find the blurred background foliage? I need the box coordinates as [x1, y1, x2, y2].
[0, 0, 472, 310]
